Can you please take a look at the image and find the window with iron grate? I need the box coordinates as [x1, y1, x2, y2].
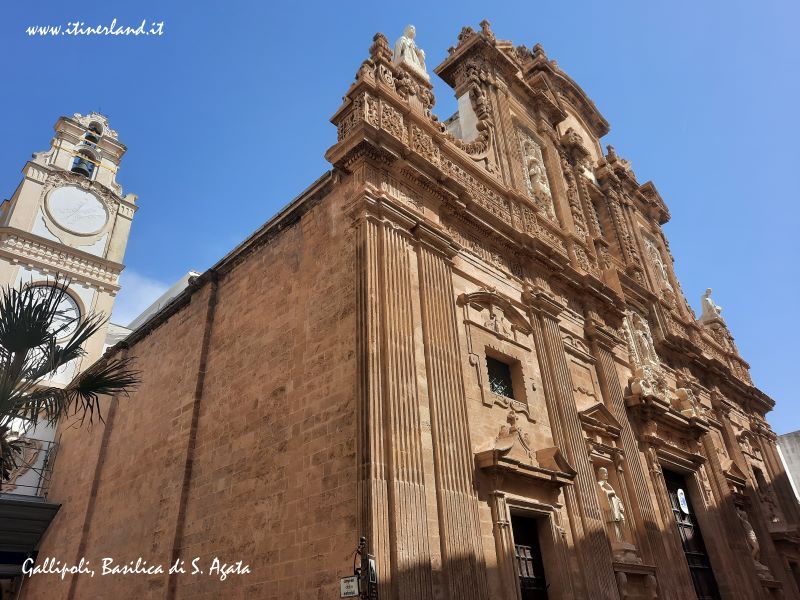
[487, 356, 515, 399]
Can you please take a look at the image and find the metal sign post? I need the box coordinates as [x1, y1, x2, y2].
[359, 552, 378, 600]
[354, 536, 378, 600]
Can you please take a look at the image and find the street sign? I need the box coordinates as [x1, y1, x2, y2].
[340, 576, 359, 598]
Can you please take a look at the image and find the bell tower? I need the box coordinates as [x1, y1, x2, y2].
[0, 112, 136, 383]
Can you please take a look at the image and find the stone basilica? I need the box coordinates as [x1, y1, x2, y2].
[10, 22, 800, 600]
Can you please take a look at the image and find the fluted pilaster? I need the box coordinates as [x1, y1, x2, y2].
[587, 321, 691, 600]
[416, 233, 488, 600]
[356, 217, 392, 598]
[379, 220, 434, 599]
[525, 292, 619, 599]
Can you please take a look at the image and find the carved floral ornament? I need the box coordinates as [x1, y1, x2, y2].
[352, 29, 496, 163]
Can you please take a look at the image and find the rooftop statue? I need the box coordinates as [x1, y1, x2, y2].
[700, 288, 723, 323]
[393, 25, 428, 80]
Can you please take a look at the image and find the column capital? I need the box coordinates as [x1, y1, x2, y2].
[585, 316, 625, 350]
[412, 221, 460, 259]
[522, 286, 564, 319]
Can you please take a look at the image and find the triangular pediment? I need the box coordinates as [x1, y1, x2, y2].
[525, 71, 564, 114]
[725, 461, 748, 484]
[579, 402, 622, 438]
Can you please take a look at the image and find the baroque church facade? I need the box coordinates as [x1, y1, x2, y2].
[15, 22, 800, 600]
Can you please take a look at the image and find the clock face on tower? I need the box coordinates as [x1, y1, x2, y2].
[46, 186, 108, 235]
[28, 284, 82, 338]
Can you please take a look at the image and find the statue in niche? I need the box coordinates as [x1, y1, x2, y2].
[631, 314, 659, 366]
[598, 466, 626, 542]
[519, 136, 554, 218]
[700, 288, 723, 323]
[393, 25, 428, 79]
[736, 507, 771, 576]
[644, 237, 674, 292]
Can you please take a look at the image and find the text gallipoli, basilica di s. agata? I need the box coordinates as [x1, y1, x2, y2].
[2, 20, 799, 600]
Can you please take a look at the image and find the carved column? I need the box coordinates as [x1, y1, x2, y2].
[415, 226, 489, 600]
[524, 288, 620, 600]
[489, 492, 521, 600]
[356, 214, 392, 599]
[380, 213, 434, 599]
[358, 201, 435, 600]
[585, 319, 664, 567]
[700, 433, 767, 599]
[759, 432, 800, 526]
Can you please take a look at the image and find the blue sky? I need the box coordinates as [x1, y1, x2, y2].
[1, 1, 797, 432]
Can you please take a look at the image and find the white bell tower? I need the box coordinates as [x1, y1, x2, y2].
[0, 112, 137, 383]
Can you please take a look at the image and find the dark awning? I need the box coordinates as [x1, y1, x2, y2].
[0, 495, 60, 555]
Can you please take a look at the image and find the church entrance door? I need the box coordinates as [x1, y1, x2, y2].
[664, 470, 721, 600]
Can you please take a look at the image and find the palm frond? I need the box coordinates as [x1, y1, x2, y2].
[7, 386, 70, 427]
[63, 358, 140, 425]
[0, 276, 141, 484]
[26, 313, 106, 382]
[0, 280, 73, 355]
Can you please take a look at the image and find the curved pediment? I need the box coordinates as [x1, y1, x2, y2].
[458, 288, 532, 336]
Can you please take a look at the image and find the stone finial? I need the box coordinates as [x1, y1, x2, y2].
[479, 19, 496, 42]
[457, 26, 476, 46]
[393, 25, 429, 80]
[532, 43, 547, 59]
[369, 32, 392, 61]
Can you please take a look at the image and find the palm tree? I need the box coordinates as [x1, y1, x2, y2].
[0, 279, 139, 485]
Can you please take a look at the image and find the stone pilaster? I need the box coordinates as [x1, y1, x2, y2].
[524, 288, 620, 600]
[584, 320, 663, 564]
[489, 493, 520, 600]
[356, 215, 392, 599]
[377, 207, 435, 599]
[415, 226, 489, 600]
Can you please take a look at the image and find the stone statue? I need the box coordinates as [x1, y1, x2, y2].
[644, 237, 673, 292]
[631, 314, 659, 366]
[700, 288, 722, 322]
[393, 25, 428, 79]
[598, 467, 626, 541]
[518, 133, 555, 218]
[736, 507, 771, 576]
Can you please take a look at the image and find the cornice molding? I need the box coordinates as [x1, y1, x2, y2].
[0, 226, 121, 290]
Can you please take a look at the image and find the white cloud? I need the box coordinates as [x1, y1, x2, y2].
[111, 270, 170, 327]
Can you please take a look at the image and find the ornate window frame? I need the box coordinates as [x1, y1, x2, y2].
[459, 288, 538, 421]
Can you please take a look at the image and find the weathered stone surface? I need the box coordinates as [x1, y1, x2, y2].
[21, 23, 800, 600]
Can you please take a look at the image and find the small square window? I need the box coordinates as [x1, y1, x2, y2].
[487, 356, 515, 399]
